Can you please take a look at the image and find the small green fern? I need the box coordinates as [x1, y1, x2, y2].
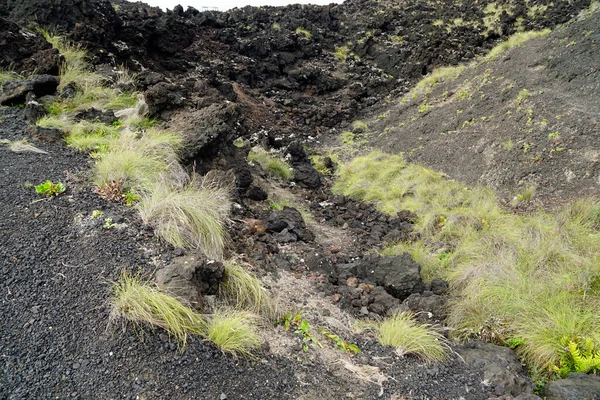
[553, 336, 600, 377]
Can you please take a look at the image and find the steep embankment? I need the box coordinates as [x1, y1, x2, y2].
[365, 5, 600, 204]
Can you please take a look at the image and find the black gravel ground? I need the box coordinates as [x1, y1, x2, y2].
[0, 107, 299, 400]
[0, 106, 519, 399]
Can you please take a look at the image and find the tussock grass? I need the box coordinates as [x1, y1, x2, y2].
[219, 259, 276, 319]
[205, 310, 262, 358]
[247, 147, 294, 180]
[110, 273, 207, 347]
[484, 29, 551, 61]
[8, 140, 48, 154]
[93, 129, 183, 189]
[334, 151, 600, 372]
[66, 121, 120, 151]
[36, 115, 73, 131]
[0, 69, 24, 84]
[409, 65, 466, 98]
[137, 178, 230, 260]
[375, 312, 450, 362]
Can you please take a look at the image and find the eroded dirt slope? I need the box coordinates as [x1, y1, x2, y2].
[366, 7, 600, 204]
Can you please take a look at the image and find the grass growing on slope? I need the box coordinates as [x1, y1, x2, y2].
[219, 259, 276, 319]
[110, 273, 207, 347]
[375, 312, 450, 362]
[247, 147, 294, 180]
[484, 29, 551, 61]
[66, 121, 120, 151]
[334, 150, 600, 374]
[137, 178, 231, 260]
[92, 129, 183, 190]
[205, 310, 262, 358]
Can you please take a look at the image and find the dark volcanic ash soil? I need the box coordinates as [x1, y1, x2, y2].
[0, 107, 298, 399]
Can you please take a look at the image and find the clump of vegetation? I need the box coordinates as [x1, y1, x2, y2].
[374, 312, 450, 362]
[247, 147, 294, 180]
[334, 45, 350, 61]
[334, 150, 600, 373]
[318, 327, 361, 355]
[205, 310, 262, 358]
[92, 129, 182, 191]
[554, 336, 600, 377]
[0, 69, 24, 84]
[351, 120, 368, 132]
[35, 180, 66, 197]
[484, 29, 551, 61]
[137, 178, 230, 260]
[295, 27, 312, 39]
[219, 259, 276, 319]
[516, 89, 531, 104]
[66, 120, 120, 151]
[110, 273, 207, 347]
[409, 65, 466, 99]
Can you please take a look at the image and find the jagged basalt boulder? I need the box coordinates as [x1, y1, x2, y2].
[1, 75, 59, 106]
[542, 373, 600, 400]
[351, 253, 425, 301]
[459, 340, 535, 397]
[155, 255, 225, 309]
[168, 103, 243, 162]
[266, 206, 314, 243]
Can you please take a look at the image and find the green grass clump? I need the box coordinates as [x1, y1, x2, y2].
[205, 310, 262, 358]
[334, 150, 600, 373]
[334, 45, 350, 61]
[66, 121, 120, 151]
[484, 29, 551, 61]
[0, 69, 24, 84]
[104, 92, 138, 110]
[93, 129, 182, 190]
[295, 27, 312, 39]
[219, 260, 276, 319]
[376, 312, 450, 362]
[247, 147, 293, 180]
[137, 179, 230, 260]
[409, 65, 466, 98]
[110, 273, 207, 347]
[36, 115, 73, 131]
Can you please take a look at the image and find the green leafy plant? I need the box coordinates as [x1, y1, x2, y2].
[553, 336, 600, 377]
[103, 217, 116, 229]
[35, 180, 66, 197]
[418, 102, 431, 113]
[122, 190, 140, 206]
[90, 210, 104, 219]
[318, 327, 361, 354]
[295, 319, 322, 352]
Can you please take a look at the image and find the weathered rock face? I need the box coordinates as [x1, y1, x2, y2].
[155, 255, 225, 309]
[0, 16, 59, 75]
[459, 340, 535, 397]
[167, 103, 243, 162]
[351, 253, 425, 301]
[0, 75, 59, 106]
[542, 373, 600, 400]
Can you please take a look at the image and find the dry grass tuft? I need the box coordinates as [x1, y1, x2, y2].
[375, 312, 450, 362]
[137, 177, 230, 260]
[219, 259, 276, 319]
[204, 310, 262, 358]
[110, 273, 207, 347]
